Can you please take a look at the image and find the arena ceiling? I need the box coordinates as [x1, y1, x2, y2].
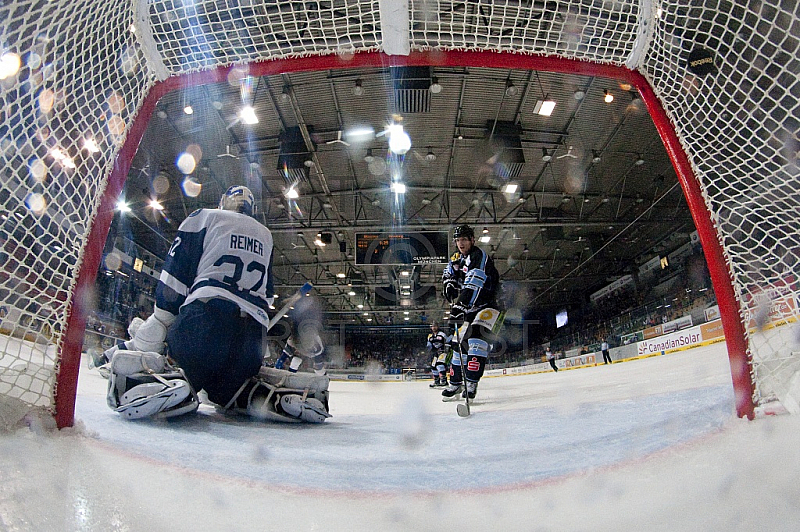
[115, 64, 696, 325]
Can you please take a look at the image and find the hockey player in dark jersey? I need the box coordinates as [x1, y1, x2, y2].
[441, 224, 503, 401]
[105, 186, 330, 423]
[426, 322, 450, 387]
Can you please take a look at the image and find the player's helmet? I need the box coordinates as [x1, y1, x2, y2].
[219, 185, 255, 216]
[452, 224, 474, 240]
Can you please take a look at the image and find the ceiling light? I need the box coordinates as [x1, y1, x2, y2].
[602, 196, 610, 203]
[183, 105, 193, 115]
[425, 149, 436, 161]
[592, 150, 602, 163]
[352, 79, 364, 96]
[505, 79, 519, 97]
[156, 109, 167, 119]
[280, 85, 291, 102]
[115, 200, 131, 213]
[303, 159, 314, 168]
[479, 235, 491, 243]
[364, 148, 375, 163]
[421, 198, 431, 205]
[541, 148, 552, 162]
[349, 291, 356, 296]
[533, 99, 556, 116]
[429, 76, 442, 94]
[148, 199, 163, 210]
[523, 244, 529, 253]
[388, 125, 411, 155]
[562, 195, 571, 203]
[240, 106, 259, 124]
[400, 271, 410, 277]
[390, 182, 406, 194]
[604, 89, 614, 103]
[83, 138, 100, 153]
[504, 183, 518, 194]
[635, 156, 645, 165]
[337, 272, 346, 278]
[314, 238, 326, 247]
[285, 187, 299, 199]
[482, 227, 489, 234]
[573, 90, 585, 100]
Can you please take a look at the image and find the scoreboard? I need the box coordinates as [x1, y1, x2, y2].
[355, 231, 449, 266]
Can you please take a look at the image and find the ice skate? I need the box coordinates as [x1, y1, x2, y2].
[441, 383, 463, 401]
[462, 381, 478, 400]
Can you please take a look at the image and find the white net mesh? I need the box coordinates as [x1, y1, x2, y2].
[1, 0, 798, 427]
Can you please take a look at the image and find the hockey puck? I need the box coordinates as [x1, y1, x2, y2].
[687, 47, 717, 76]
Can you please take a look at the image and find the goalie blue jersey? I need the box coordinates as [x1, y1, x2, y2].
[156, 209, 275, 327]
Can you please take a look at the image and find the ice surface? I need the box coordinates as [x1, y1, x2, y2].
[2, 342, 800, 531]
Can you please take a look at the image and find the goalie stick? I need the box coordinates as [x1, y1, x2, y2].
[267, 282, 313, 331]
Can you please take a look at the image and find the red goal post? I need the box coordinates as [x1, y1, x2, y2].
[1, 0, 797, 428]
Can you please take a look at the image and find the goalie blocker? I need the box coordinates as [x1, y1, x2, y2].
[107, 351, 331, 423]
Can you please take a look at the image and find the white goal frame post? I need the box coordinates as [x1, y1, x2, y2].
[1, 0, 797, 428]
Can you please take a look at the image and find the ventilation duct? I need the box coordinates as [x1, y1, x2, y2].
[391, 66, 431, 114]
[486, 121, 525, 178]
[277, 126, 315, 182]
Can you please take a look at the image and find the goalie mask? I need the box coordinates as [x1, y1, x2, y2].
[219, 185, 256, 216]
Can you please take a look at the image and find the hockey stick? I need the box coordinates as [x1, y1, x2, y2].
[267, 282, 313, 331]
[454, 324, 470, 417]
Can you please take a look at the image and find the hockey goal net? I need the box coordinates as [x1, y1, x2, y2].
[1, 0, 797, 428]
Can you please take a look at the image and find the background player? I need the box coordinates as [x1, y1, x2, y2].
[270, 296, 328, 375]
[426, 322, 450, 387]
[441, 224, 502, 400]
[106, 186, 330, 423]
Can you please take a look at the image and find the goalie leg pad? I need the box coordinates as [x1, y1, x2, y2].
[279, 395, 329, 423]
[107, 350, 199, 420]
[116, 380, 193, 420]
[224, 367, 331, 423]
